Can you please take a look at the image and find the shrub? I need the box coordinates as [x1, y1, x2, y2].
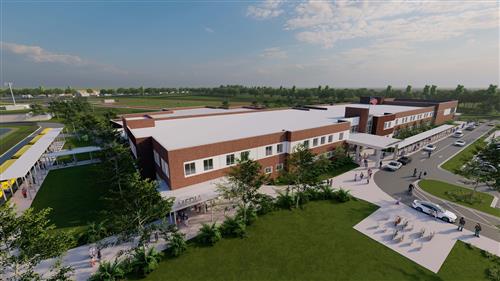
[236, 205, 258, 225]
[275, 191, 295, 210]
[78, 221, 108, 245]
[318, 185, 336, 200]
[89, 259, 126, 281]
[197, 223, 222, 246]
[254, 194, 276, 215]
[488, 265, 500, 281]
[130, 247, 162, 277]
[220, 217, 246, 238]
[333, 188, 351, 202]
[166, 232, 187, 258]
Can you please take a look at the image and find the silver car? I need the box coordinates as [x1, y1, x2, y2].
[412, 199, 457, 223]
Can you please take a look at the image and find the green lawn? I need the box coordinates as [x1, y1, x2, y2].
[89, 96, 251, 109]
[319, 161, 359, 181]
[91, 106, 157, 115]
[31, 164, 107, 230]
[140, 200, 495, 281]
[0, 109, 31, 115]
[441, 134, 488, 173]
[419, 179, 499, 217]
[0, 124, 38, 155]
[62, 136, 95, 149]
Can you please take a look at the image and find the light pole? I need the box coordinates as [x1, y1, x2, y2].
[4, 82, 16, 105]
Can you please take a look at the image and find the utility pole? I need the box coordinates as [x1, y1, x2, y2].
[5, 82, 16, 105]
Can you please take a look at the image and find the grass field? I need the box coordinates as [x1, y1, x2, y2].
[91, 106, 157, 115]
[0, 124, 38, 155]
[441, 133, 488, 173]
[31, 164, 107, 230]
[0, 109, 31, 115]
[419, 179, 499, 217]
[139, 200, 495, 281]
[89, 95, 251, 109]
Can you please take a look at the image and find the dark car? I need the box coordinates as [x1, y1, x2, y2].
[397, 156, 412, 165]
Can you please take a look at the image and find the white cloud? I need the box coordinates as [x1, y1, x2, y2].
[204, 26, 214, 33]
[247, 0, 284, 20]
[284, 1, 498, 48]
[260, 47, 288, 59]
[1, 41, 128, 75]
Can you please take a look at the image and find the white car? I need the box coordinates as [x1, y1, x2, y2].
[412, 200, 457, 223]
[454, 140, 466, 147]
[452, 131, 464, 138]
[423, 144, 436, 152]
[382, 161, 403, 171]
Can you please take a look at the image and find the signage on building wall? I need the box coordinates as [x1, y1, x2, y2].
[175, 195, 202, 209]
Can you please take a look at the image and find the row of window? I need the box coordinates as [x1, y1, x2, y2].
[395, 111, 433, 126]
[303, 133, 343, 148]
[264, 163, 284, 174]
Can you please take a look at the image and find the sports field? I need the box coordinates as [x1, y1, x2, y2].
[0, 124, 38, 155]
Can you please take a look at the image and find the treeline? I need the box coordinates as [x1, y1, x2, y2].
[2, 84, 499, 113]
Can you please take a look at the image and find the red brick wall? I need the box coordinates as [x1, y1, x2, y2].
[372, 114, 396, 136]
[434, 101, 458, 125]
[345, 107, 369, 132]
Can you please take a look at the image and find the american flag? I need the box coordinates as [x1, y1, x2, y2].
[369, 97, 378, 105]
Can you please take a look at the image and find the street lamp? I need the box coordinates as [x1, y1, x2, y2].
[4, 82, 16, 106]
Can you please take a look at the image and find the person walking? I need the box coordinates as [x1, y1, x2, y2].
[457, 217, 465, 231]
[366, 177, 370, 184]
[360, 172, 364, 181]
[423, 171, 427, 178]
[474, 223, 482, 237]
[354, 173, 358, 182]
[428, 151, 432, 158]
[97, 248, 102, 262]
[413, 168, 417, 177]
[418, 171, 423, 179]
[408, 184, 414, 195]
[364, 159, 368, 169]
[21, 187, 27, 198]
[379, 160, 383, 169]
[368, 168, 372, 178]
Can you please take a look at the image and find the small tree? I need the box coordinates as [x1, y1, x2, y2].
[0, 204, 74, 280]
[197, 223, 222, 246]
[217, 159, 266, 224]
[461, 160, 489, 197]
[89, 259, 126, 281]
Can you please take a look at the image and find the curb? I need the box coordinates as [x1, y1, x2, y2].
[413, 180, 500, 221]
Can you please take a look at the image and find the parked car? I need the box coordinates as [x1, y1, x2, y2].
[452, 131, 464, 138]
[423, 144, 436, 152]
[383, 161, 403, 171]
[397, 156, 412, 165]
[412, 200, 457, 223]
[454, 140, 466, 147]
[465, 125, 475, 131]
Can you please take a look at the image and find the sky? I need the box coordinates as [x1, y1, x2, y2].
[1, 0, 499, 88]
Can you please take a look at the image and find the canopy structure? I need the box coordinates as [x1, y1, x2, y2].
[45, 146, 102, 158]
[346, 133, 401, 150]
[0, 128, 63, 181]
[397, 125, 455, 149]
[160, 178, 223, 212]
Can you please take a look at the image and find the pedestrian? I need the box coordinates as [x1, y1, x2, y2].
[154, 231, 159, 242]
[379, 160, 383, 169]
[413, 168, 417, 177]
[423, 171, 427, 178]
[418, 171, 423, 179]
[408, 184, 414, 195]
[457, 217, 465, 231]
[366, 177, 370, 184]
[21, 187, 27, 198]
[382, 151, 386, 159]
[88, 247, 94, 260]
[368, 168, 372, 178]
[428, 151, 432, 158]
[97, 248, 102, 261]
[364, 159, 368, 169]
[354, 173, 358, 182]
[474, 223, 482, 237]
[360, 172, 364, 180]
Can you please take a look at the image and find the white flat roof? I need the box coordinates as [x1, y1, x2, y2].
[1, 128, 63, 180]
[150, 107, 255, 119]
[397, 124, 455, 148]
[129, 104, 421, 150]
[346, 133, 401, 149]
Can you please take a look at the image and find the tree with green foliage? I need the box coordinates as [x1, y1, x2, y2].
[461, 159, 490, 197]
[217, 159, 267, 224]
[30, 103, 46, 115]
[405, 85, 412, 96]
[197, 223, 222, 246]
[130, 246, 162, 277]
[89, 259, 126, 281]
[0, 204, 74, 280]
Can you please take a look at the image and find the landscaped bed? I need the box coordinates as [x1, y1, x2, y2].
[441, 130, 490, 173]
[139, 200, 496, 281]
[419, 179, 499, 217]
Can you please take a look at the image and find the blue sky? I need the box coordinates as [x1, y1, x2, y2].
[1, 0, 499, 88]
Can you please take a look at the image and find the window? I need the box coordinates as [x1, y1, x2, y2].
[339, 132, 344, 140]
[240, 151, 250, 161]
[395, 119, 399, 125]
[226, 154, 235, 166]
[303, 140, 310, 148]
[265, 146, 273, 156]
[328, 135, 333, 142]
[203, 159, 213, 171]
[153, 150, 160, 166]
[184, 162, 196, 176]
[320, 136, 325, 145]
[313, 138, 318, 146]
[277, 143, 283, 153]
[161, 159, 169, 178]
[276, 163, 284, 171]
[264, 166, 273, 174]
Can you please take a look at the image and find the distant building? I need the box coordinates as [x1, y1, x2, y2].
[75, 89, 100, 97]
[102, 99, 116, 104]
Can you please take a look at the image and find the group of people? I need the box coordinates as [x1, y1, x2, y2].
[354, 168, 373, 184]
[176, 211, 190, 226]
[457, 217, 482, 237]
[412, 168, 427, 179]
[88, 246, 102, 267]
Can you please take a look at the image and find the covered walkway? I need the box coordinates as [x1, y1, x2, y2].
[394, 124, 457, 158]
[346, 133, 401, 166]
